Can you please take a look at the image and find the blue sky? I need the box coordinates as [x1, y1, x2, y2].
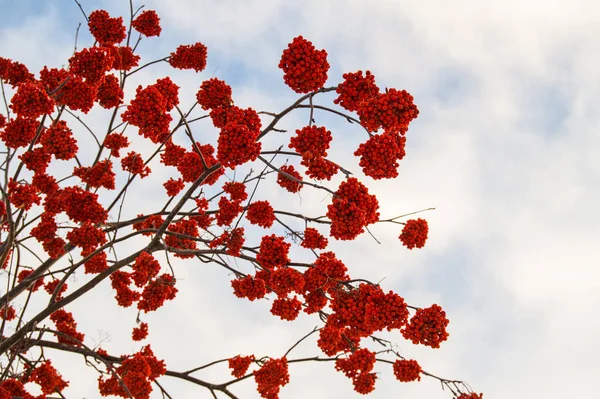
[1, 0, 599, 398]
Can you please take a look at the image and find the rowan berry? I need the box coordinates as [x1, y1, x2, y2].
[217, 123, 261, 168]
[357, 88, 419, 133]
[97, 74, 123, 108]
[269, 267, 305, 296]
[301, 227, 328, 249]
[169, 43, 208, 72]
[270, 296, 302, 321]
[73, 159, 116, 189]
[223, 181, 248, 202]
[29, 360, 68, 394]
[216, 196, 243, 227]
[132, 322, 149, 341]
[107, 45, 140, 71]
[288, 125, 332, 158]
[138, 274, 178, 312]
[229, 355, 255, 378]
[392, 359, 421, 382]
[41, 120, 78, 160]
[231, 275, 267, 301]
[196, 78, 232, 110]
[301, 156, 339, 180]
[399, 218, 428, 249]
[164, 178, 185, 196]
[121, 151, 151, 177]
[50, 309, 85, 346]
[1, 117, 38, 149]
[103, 132, 129, 158]
[256, 235, 290, 270]
[10, 82, 54, 119]
[69, 47, 114, 84]
[88, 10, 126, 46]
[354, 131, 406, 179]
[254, 357, 289, 399]
[246, 200, 276, 228]
[334, 70, 380, 112]
[132, 10, 162, 37]
[276, 165, 303, 193]
[279, 36, 329, 93]
[401, 304, 449, 348]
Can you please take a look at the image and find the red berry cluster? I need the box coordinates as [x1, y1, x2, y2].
[0, 305, 16, 321]
[231, 275, 267, 301]
[41, 120, 78, 160]
[196, 78, 232, 110]
[254, 357, 290, 399]
[327, 177, 379, 240]
[209, 227, 245, 256]
[269, 267, 305, 297]
[138, 274, 178, 312]
[301, 227, 328, 249]
[288, 125, 332, 158]
[401, 304, 449, 348]
[335, 348, 377, 393]
[276, 165, 303, 193]
[165, 218, 199, 258]
[69, 47, 114, 84]
[110, 271, 139, 307]
[153, 77, 180, 111]
[60, 186, 108, 223]
[98, 345, 166, 399]
[317, 325, 359, 356]
[168, 43, 208, 72]
[84, 251, 108, 274]
[103, 132, 129, 157]
[97, 74, 124, 108]
[50, 309, 84, 346]
[0, 57, 35, 87]
[17, 269, 44, 291]
[357, 88, 419, 133]
[279, 36, 329, 93]
[121, 151, 151, 177]
[217, 123, 261, 169]
[399, 218, 428, 249]
[132, 322, 149, 341]
[132, 10, 162, 37]
[88, 10, 126, 46]
[44, 280, 68, 300]
[133, 214, 165, 236]
[66, 222, 107, 254]
[107, 46, 140, 71]
[223, 181, 248, 202]
[457, 393, 484, 399]
[256, 235, 291, 270]
[228, 355, 255, 378]
[246, 200, 276, 228]
[1, 117, 38, 149]
[270, 296, 302, 321]
[164, 178, 185, 196]
[392, 359, 422, 382]
[216, 196, 243, 226]
[329, 283, 409, 338]
[354, 131, 406, 179]
[19, 147, 51, 174]
[131, 252, 161, 287]
[301, 156, 339, 180]
[40, 67, 95, 113]
[10, 82, 54, 119]
[29, 360, 68, 394]
[8, 179, 41, 211]
[210, 105, 261, 131]
[121, 85, 172, 144]
[73, 159, 116, 189]
[333, 70, 380, 112]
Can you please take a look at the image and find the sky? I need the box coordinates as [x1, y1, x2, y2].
[1, 0, 599, 398]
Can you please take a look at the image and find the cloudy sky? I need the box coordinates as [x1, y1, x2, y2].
[1, 0, 599, 398]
